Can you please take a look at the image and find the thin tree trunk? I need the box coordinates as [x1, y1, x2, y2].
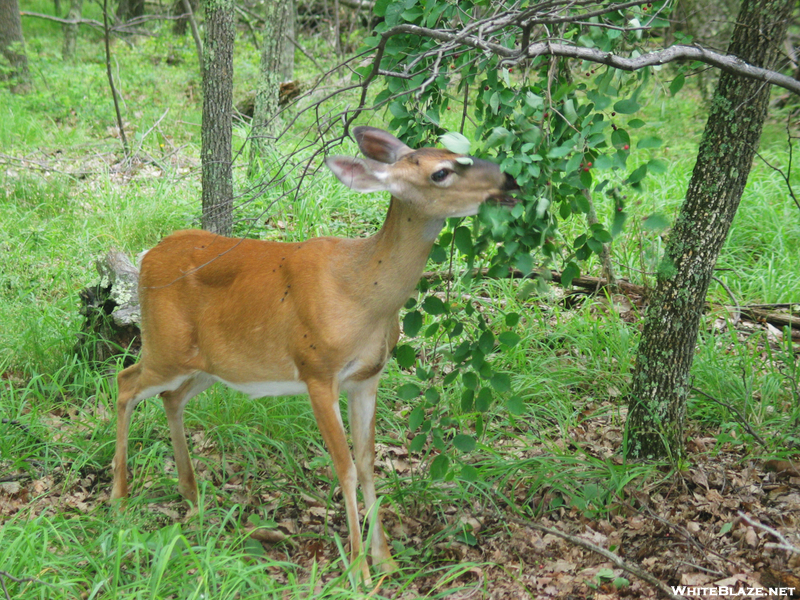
[249, 0, 290, 174]
[61, 0, 83, 60]
[626, 0, 794, 460]
[280, 0, 295, 81]
[171, 0, 197, 37]
[201, 0, 235, 235]
[0, 0, 29, 82]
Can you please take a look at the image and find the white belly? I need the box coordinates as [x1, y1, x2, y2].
[214, 377, 309, 398]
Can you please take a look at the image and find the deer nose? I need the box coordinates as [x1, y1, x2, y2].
[502, 173, 519, 192]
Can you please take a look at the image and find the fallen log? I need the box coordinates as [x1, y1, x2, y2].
[75, 250, 141, 365]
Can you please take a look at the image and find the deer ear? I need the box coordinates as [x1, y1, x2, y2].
[325, 156, 390, 193]
[352, 126, 413, 164]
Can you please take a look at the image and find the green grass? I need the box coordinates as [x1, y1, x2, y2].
[2, 11, 800, 599]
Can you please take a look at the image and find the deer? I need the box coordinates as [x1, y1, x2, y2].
[110, 126, 517, 582]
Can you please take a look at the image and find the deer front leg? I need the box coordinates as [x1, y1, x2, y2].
[306, 379, 371, 585]
[347, 376, 396, 573]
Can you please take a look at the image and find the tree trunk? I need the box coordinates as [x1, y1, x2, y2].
[116, 0, 145, 24]
[279, 0, 295, 81]
[171, 0, 198, 37]
[249, 0, 292, 174]
[626, 0, 794, 460]
[0, 0, 29, 82]
[201, 0, 235, 235]
[62, 0, 83, 60]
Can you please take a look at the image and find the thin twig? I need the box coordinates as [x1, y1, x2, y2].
[507, 517, 687, 600]
[711, 275, 741, 325]
[738, 512, 800, 555]
[181, 0, 203, 69]
[689, 387, 769, 449]
[102, 0, 128, 157]
[0, 571, 57, 600]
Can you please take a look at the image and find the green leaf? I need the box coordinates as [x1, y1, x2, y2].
[547, 145, 573, 158]
[403, 310, 423, 337]
[593, 228, 612, 243]
[398, 383, 421, 400]
[440, 131, 471, 155]
[424, 387, 440, 404]
[408, 406, 424, 431]
[395, 344, 416, 368]
[490, 373, 512, 393]
[476, 387, 493, 412]
[454, 226, 473, 255]
[498, 331, 521, 348]
[452, 434, 476, 453]
[611, 128, 630, 148]
[460, 389, 474, 412]
[561, 261, 580, 287]
[506, 395, 525, 416]
[505, 312, 520, 327]
[478, 330, 495, 354]
[647, 159, 667, 174]
[626, 163, 648, 184]
[409, 433, 427, 453]
[462, 371, 479, 390]
[628, 118, 646, 128]
[720, 521, 733, 535]
[486, 126, 512, 149]
[613, 98, 641, 114]
[566, 152, 583, 173]
[422, 295, 447, 315]
[611, 210, 628, 238]
[642, 213, 670, 231]
[637, 136, 663, 149]
[430, 454, 450, 480]
[669, 73, 685, 96]
[489, 91, 501, 114]
[460, 464, 479, 482]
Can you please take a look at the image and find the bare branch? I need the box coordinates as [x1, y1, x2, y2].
[376, 23, 800, 97]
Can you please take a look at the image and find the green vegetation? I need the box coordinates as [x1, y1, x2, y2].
[1, 4, 798, 598]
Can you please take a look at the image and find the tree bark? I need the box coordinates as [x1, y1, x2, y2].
[279, 0, 295, 81]
[626, 0, 794, 460]
[61, 0, 83, 60]
[201, 0, 235, 236]
[248, 0, 292, 174]
[171, 0, 198, 37]
[0, 0, 29, 82]
[115, 0, 144, 24]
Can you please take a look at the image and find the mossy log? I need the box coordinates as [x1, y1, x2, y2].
[76, 250, 141, 365]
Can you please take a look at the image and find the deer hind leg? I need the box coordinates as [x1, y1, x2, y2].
[306, 379, 371, 584]
[347, 376, 396, 573]
[111, 363, 157, 501]
[110, 364, 198, 502]
[161, 373, 214, 505]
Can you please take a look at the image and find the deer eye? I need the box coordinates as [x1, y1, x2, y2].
[431, 168, 451, 183]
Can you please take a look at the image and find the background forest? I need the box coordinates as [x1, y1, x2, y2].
[1, 0, 799, 598]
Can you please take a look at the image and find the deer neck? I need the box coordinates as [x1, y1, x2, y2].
[341, 197, 443, 315]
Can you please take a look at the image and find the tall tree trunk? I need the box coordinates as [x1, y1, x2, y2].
[201, 0, 235, 235]
[249, 0, 291, 174]
[626, 0, 794, 460]
[0, 0, 29, 82]
[171, 0, 198, 37]
[279, 0, 295, 81]
[62, 0, 83, 60]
